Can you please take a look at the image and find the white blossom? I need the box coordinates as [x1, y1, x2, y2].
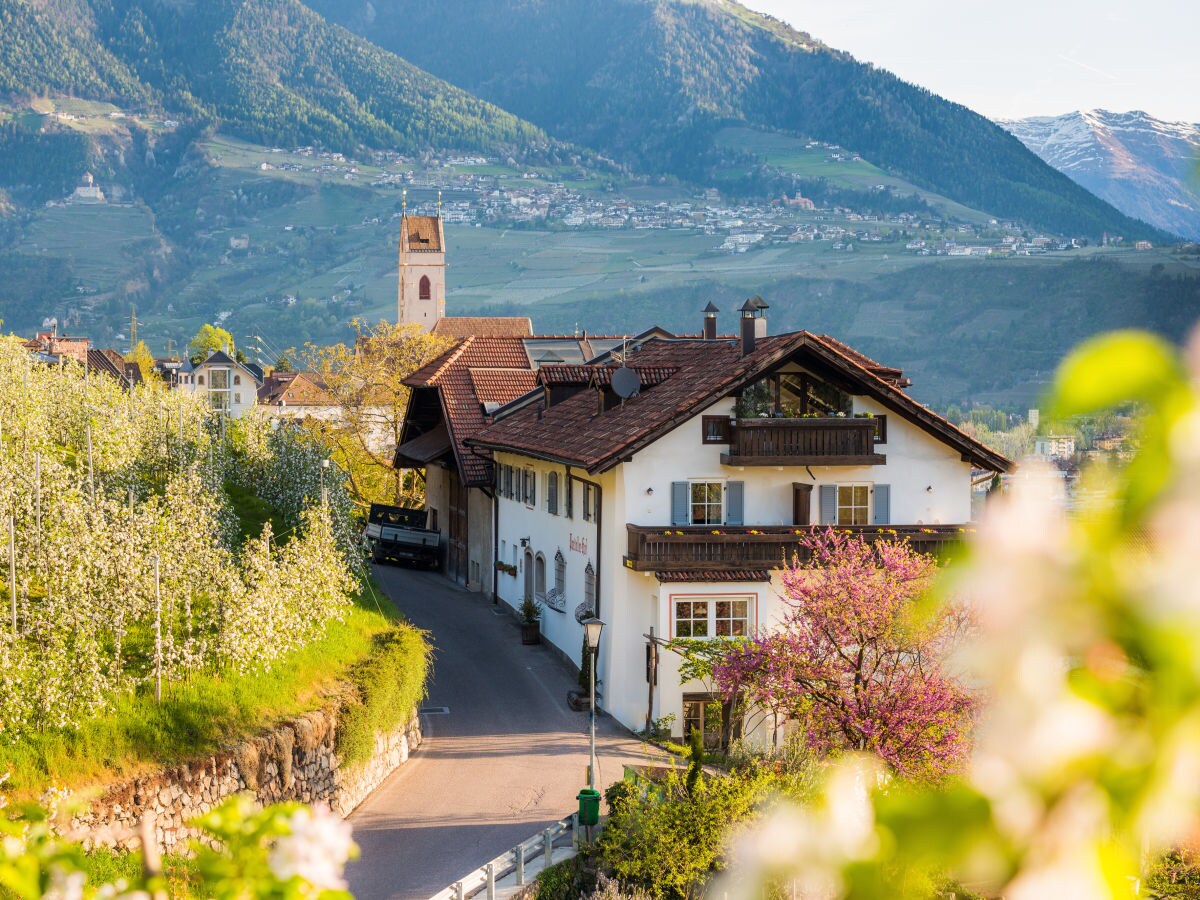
[267, 804, 356, 891]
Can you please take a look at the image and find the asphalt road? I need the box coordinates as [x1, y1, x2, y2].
[346, 565, 662, 900]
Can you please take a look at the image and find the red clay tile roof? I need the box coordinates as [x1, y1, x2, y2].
[655, 570, 772, 583]
[258, 371, 336, 406]
[431, 317, 533, 338]
[402, 215, 442, 252]
[402, 337, 537, 485]
[537, 364, 679, 388]
[466, 332, 1014, 475]
[86, 349, 127, 383]
[468, 368, 539, 404]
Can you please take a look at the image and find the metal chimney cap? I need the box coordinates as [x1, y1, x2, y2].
[739, 298, 757, 314]
[703, 301, 720, 314]
[749, 295, 769, 310]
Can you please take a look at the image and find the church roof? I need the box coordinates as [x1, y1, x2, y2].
[402, 215, 442, 252]
[430, 317, 533, 339]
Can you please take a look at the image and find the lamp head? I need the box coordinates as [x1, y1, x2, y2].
[583, 617, 605, 651]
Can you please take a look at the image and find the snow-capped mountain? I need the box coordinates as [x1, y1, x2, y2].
[999, 110, 1200, 240]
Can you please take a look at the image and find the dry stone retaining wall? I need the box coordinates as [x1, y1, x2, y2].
[66, 704, 422, 853]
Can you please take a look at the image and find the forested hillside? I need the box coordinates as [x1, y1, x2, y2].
[310, 0, 1168, 240]
[0, 0, 147, 102]
[0, 0, 547, 154]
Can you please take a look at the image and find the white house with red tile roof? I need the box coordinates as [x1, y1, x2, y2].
[394, 330, 674, 591]
[465, 302, 1013, 745]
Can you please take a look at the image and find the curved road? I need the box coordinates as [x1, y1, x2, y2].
[346, 565, 663, 900]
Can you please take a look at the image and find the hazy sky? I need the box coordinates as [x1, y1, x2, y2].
[744, 0, 1199, 123]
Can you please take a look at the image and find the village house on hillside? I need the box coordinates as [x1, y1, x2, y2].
[393, 329, 671, 590]
[426, 301, 1013, 745]
[258, 370, 339, 422]
[177, 350, 263, 417]
[24, 328, 141, 386]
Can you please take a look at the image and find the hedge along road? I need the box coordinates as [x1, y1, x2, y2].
[346, 564, 666, 900]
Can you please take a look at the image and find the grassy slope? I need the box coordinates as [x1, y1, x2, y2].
[0, 487, 401, 800]
[1, 585, 397, 800]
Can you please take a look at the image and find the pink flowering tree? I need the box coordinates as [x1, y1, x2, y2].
[714, 530, 975, 781]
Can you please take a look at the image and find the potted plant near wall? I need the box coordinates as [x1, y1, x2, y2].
[519, 597, 542, 645]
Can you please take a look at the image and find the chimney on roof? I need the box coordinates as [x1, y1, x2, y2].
[740, 299, 758, 355]
[750, 295, 769, 340]
[703, 301, 719, 340]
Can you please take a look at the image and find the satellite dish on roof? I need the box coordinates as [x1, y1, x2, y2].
[612, 366, 640, 399]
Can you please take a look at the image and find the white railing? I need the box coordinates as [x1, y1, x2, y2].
[427, 815, 578, 900]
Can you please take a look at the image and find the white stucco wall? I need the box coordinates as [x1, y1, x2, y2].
[467, 488, 495, 594]
[493, 453, 605, 678]
[619, 392, 973, 529]
[180, 365, 259, 419]
[423, 465, 451, 573]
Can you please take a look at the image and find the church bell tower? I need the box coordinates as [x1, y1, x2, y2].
[397, 190, 447, 331]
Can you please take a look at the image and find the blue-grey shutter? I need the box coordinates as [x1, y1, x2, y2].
[819, 484, 837, 525]
[873, 484, 891, 525]
[726, 481, 744, 525]
[671, 482, 689, 526]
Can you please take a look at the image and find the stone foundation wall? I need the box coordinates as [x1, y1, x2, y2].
[66, 704, 422, 853]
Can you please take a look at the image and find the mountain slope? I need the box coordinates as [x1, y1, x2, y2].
[306, 0, 1168, 241]
[0, 0, 547, 154]
[0, 0, 148, 102]
[1000, 110, 1200, 241]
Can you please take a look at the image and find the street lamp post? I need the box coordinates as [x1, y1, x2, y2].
[582, 617, 604, 789]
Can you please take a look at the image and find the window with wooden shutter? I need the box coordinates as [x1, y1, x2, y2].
[873, 484, 891, 525]
[726, 481, 744, 525]
[671, 482, 689, 526]
[565, 475, 574, 519]
[547, 471, 559, 515]
[818, 484, 837, 525]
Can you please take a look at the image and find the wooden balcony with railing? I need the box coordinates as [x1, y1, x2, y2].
[720, 418, 885, 466]
[624, 523, 965, 572]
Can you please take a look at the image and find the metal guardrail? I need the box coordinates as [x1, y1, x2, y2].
[428, 814, 578, 900]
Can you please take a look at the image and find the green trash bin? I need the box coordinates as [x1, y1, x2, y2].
[577, 788, 601, 827]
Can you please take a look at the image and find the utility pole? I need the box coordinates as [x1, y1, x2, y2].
[153, 553, 162, 704]
[9, 514, 16, 633]
[86, 422, 95, 503]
